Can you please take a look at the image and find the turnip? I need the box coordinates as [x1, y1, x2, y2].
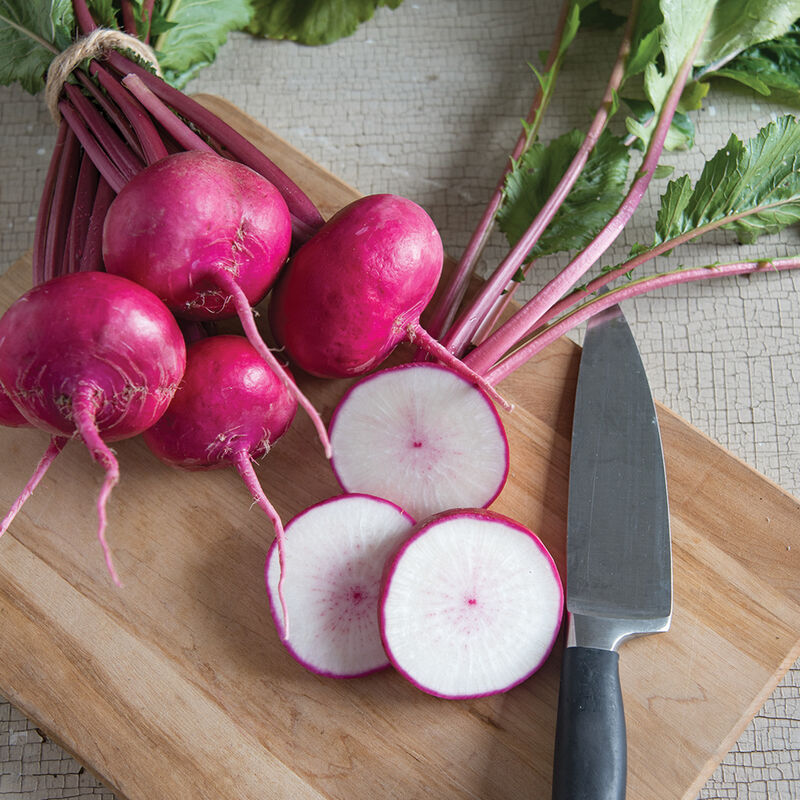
[264, 494, 415, 676]
[142, 334, 298, 630]
[380, 508, 563, 699]
[268, 193, 509, 409]
[328, 362, 509, 522]
[102, 150, 331, 457]
[0, 271, 187, 583]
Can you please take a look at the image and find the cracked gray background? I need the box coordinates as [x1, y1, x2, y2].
[1, 1, 798, 797]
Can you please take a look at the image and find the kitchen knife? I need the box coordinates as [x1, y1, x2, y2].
[551, 301, 672, 800]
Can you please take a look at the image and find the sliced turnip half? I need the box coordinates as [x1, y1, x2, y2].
[328, 363, 509, 522]
[265, 493, 415, 678]
[380, 508, 563, 699]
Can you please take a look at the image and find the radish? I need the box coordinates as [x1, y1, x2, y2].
[380, 508, 563, 699]
[0, 271, 187, 583]
[328, 362, 509, 522]
[264, 494, 415, 676]
[268, 193, 509, 409]
[101, 150, 331, 457]
[142, 334, 298, 629]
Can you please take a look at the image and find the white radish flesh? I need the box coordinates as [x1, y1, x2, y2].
[265, 493, 415, 678]
[380, 509, 563, 699]
[328, 363, 509, 522]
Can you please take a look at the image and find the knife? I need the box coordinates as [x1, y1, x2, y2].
[551, 301, 672, 800]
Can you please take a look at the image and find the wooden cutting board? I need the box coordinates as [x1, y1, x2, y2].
[0, 95, 798, 800]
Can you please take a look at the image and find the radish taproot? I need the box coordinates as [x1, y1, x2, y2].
[380, 508, 563, 699]
[142, 334, 298, 632]
[268, 193, 509, 409]
[328, 362, 509, 522]
[101, 150, 331, 457]
[0, 271, 187, 583]
[265, 493, 415, 676]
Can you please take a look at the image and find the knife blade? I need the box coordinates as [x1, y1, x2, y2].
[551, 301, 672, 800]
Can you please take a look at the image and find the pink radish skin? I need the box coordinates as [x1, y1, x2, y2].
[0, 272, 187, 583]
[328, 362, 509, 522]
[269, 194, 508, 408]
[0, 386, 29, 428]
[265, 493, 415, 676]
[379, 508, 563, 699]
[102, 150, 331, 458]
[102, 151, 292, 321]
[142, 335, 297, 633]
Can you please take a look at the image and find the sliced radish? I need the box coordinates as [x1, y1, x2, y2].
[328, 363, 509, 522]
[265, 493, 415, 678]
[380, 508, 563, 699]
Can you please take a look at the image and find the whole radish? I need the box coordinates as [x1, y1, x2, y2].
[142, 334, 298, 633]
[269, 194, 508, 408]
[102, 150, 331, 456]
[0, 271, 187, 583]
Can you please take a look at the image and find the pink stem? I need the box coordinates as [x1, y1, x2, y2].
[142, 0, 156, 43]
[75, 71, 145, 163]
[120, 0, 138, 36]
[79, 177, 116, 273]
[63, 82, 144, 180]
[58, 99, 127, 193]
[422, 0, 575, 344]
[212, 268, 332, 458]
[71, 387, 122, 587]
[43, 127, 82, 281]
[72, 0, 98, 34]
[444, 7, 639, 362]
[0, 436, 67, 538]
[65, 152, 101, 276]
[33, 121, 68, 286]
[232, 450, 290, 641]
[407, 322, 512, 411]
[121, 74, 216, 154]
[485, 257, 800, 385]
[89, 62, 169, 165]
[464, 21, 709, 376]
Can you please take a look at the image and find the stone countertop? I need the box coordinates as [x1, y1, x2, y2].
[0, 1, 798, 797]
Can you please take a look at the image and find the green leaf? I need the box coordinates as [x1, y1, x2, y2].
[653, 164, 675, 178]
[655, 115, 800, 245]
[497, 128, 631, 259]
[0, 0, 73, 94]
[695, 0, 800, 67]
[708, 23, 800, 100]
[153, 0, 253, 88]
[247, 0, 403, 46]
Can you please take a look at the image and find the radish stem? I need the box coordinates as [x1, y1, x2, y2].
[485, 257, 800, 385]
[464, 14, 712, 375]
[212, 268, 332, 459]
[445, 0, 642, 364]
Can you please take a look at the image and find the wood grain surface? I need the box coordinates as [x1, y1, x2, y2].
[0, 95, 798, 800]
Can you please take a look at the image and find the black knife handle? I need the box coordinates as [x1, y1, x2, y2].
[551, 646, 626, 800]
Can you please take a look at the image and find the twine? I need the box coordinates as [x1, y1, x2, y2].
[45, 28, 163, 124]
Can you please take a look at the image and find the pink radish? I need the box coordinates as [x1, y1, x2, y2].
[101, 150, 330, 456]
[0, 271, 187, 583]
[380, 508, 563, 699]
[142, 334, 297, 629]
[268, 193, 508, 408]
[328, 362, 509, 522]
[265, 494, 415, 676]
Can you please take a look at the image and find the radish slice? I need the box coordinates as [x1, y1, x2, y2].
[329, 363, 509, 522]
[380, 508, 563, 699]
[265, 494, 415, 678]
